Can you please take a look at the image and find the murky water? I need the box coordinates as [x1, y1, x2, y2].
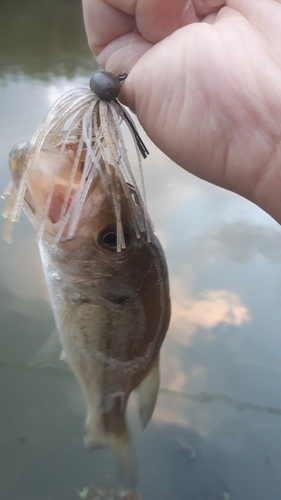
[1, 1, 281, 499]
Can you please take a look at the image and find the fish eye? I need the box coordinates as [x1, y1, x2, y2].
[98, 228, 118, 251]
[97, 226, 130, 251]
[103, 232, 117, 248]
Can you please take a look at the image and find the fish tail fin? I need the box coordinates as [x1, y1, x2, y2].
[111, 429, 138, 488]
[84, 412, 108, 451]
[136, 356, 160, 430]
[84, 411, 138, 488]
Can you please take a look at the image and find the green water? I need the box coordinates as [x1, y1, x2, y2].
[1, 1, 281, 499]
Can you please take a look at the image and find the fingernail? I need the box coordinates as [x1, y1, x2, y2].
[180, 1, 198, 27]
[201, 0, 225, 9]
[193, 0, 225, 16]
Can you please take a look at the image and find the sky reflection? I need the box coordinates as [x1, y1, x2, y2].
[2, 73, 281, 500]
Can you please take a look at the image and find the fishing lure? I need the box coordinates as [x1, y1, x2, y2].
[3, 70, 150, 251]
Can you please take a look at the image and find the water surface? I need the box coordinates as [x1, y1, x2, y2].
[1, 1, 281, 499]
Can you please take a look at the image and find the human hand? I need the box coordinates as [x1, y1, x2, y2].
[82, 0, 281, 224]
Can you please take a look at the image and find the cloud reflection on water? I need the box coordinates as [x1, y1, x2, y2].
[212, 221, 281, 263]
[171, 278, 250, 333]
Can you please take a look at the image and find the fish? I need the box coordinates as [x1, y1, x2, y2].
[4, 72, 171, 487]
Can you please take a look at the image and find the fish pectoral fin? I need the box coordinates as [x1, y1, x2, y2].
[29, 331, 60, 368]
[136, 356, 160, 430]
[29, 331, 70, 372]
[59, 349, 67, 361]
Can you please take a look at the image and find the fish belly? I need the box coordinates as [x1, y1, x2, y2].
[39, 240, 166, 487]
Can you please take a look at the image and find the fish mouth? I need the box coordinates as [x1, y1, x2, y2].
[9, 142, 104, 241]
[8, 135, 149, 249]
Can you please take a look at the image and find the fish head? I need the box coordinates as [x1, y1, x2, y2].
[9, 141, 164, 312]
[9, 141, 146, 252]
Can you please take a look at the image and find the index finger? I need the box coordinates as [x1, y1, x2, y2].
[82, 0, 135, 57]
[82, 0, 193, 59]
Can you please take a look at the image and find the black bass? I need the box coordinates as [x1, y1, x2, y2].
[4, 72, 170, 486]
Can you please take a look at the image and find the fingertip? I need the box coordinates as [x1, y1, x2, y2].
[136, 0, 190, 44]
[180, 1, 198, 26]
[82, 0, 135, 56]
[192, 0, 225, 16]
[97, 31, 153, 76]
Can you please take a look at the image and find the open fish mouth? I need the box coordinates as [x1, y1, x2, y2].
[4, 84, 152, 250]
[8, 141, 104, 241]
